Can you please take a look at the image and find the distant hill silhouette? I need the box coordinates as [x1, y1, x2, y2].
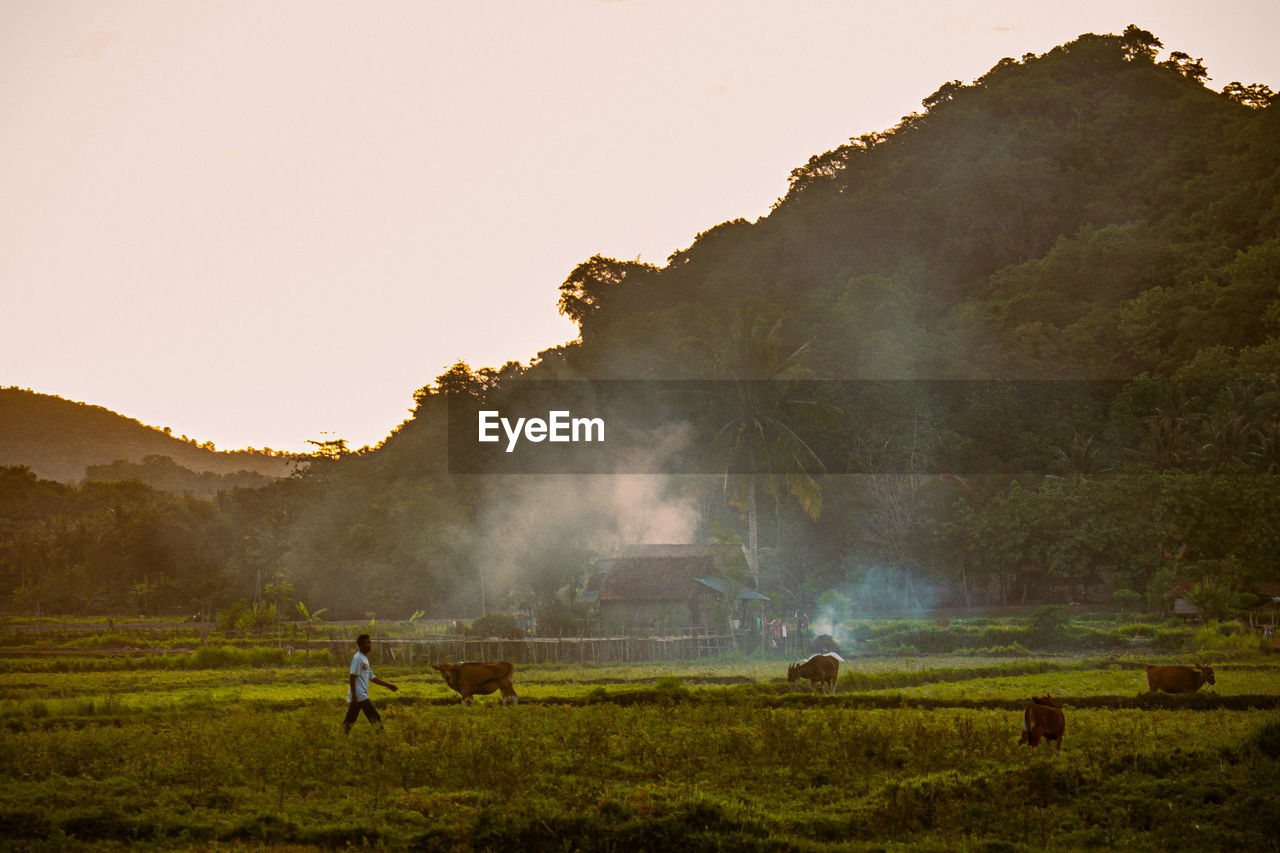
[0, 387, 292, 486]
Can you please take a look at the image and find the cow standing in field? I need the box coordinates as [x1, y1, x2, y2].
[433, 661, 518, 705]
[1019, 695, 1065, 752]
[787, 653, 842, 694]
[1145, 664, 1215, 694]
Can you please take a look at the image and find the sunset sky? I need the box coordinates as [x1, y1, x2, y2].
[4, 1, 1279, 453]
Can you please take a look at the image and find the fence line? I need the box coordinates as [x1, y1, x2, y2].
[307, 633, 784, 665]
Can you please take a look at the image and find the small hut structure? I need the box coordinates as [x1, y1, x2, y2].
[586, 544, 768, 633]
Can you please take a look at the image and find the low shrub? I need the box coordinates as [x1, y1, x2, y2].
[1251, 716, 1280, 760]
[1192, 624, 1267, 654]
[1112, 589, 1144, 610]
[1116, 623, 1163, 638]
[188, 645, 289, 668]
[1149, 627, 1193, 651]
[467, 613, 521, 638]
[838, 659, 1062, 692]
[953, 644, 1032, 657]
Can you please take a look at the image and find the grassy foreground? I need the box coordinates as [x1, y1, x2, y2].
[2, 652, 1279, 851]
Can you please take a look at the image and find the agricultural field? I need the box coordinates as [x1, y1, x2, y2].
[2, 623, 1279, 851]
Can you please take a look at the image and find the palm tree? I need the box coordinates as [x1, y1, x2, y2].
[1251, 418, 1280, 473]
[1127, 405, 1198, 471]
[683, 306, 838, 581]
[295, 601, 328, 663]
[1198, 410, 1256, 472]
[1052, 432, 1112, 478]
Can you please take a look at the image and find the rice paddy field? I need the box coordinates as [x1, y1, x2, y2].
[2, 625, 1279, 851]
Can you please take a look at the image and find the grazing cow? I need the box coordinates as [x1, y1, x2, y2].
[1019, 695, 1066, 752]
[1145, 664, 1215, 694]
[787, 653, 842, 694]
[432, 661, 518, 705]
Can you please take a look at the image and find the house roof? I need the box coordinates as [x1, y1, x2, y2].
[596, 544, 753, 602]
[695, 577, 770, 601]
[612, 544, 747, 561]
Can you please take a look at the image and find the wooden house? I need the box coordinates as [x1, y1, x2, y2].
[582, 544, 768, 633]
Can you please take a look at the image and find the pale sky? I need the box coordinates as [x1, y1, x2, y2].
[3, 1, 1278, 453]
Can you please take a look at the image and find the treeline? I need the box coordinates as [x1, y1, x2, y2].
[0, 446, 479, 618]
[6, 381, 1278, 618]
[84, 455, 278, 499]
[0, 466, 239, 615]
[3, 27, 1279, 619]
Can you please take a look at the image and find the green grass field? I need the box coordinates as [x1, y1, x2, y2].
[3, 636, 1279, 851]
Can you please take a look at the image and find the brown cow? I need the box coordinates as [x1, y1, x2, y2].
[787, 653, 841, 694]
[1145, 664, 1215, 694]
[1019, 695, 1065, 752]
[433, 661, 518, 705]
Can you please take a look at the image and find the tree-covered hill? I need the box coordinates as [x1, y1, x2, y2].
[4, 27, 1280, 619]
[551, 27, 1280, 384]
[371, 26, 1280, 616]
[0, 387, 291, 486]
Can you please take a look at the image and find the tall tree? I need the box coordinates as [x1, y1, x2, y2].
[556, 255, 658, 339]
[1119, 24, 1162, 62]
[683, 306, 837, 580]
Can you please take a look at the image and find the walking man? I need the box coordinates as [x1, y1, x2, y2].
[343, 633, 397, 732]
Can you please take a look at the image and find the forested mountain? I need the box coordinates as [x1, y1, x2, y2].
[0, 388, 291, 485]
[551, 27, 1280, 384]
[4, 28, 1279, 620]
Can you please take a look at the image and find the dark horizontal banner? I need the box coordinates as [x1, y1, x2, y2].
[444, 379, 1279, 475]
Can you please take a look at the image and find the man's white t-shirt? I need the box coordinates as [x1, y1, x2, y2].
[348, 650, 373, 702]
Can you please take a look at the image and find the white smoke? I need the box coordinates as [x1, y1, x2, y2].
[810, 562, 949, 646]
[469, 423, 700, 612]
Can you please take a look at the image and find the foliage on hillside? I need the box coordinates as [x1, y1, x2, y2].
[3, 27, 1280, 618]
[83, 455, 277, 499]
[552, 28, 1280, 383]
